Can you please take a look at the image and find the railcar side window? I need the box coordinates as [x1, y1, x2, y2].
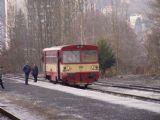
[45, 57, 57, 63]
[63, 51, 80, 63]
[46, 51, 57, 57]
[45, 51, 57, 63]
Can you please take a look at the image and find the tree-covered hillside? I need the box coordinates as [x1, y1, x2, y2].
[0, 0, 4, 20]
[0, 0, 5, 49]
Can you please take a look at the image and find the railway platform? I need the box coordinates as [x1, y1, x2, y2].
[0, 74, 160, 120]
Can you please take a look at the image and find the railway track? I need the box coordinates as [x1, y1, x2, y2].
[4, 74, 160, 103]
[90, 81, 160, 103]
[94, 81, 160, 93]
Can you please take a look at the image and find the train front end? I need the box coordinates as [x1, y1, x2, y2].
[60, 45, 99, 87]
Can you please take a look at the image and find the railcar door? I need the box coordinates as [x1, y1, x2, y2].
[57, 51, 61, 81]
[42, 52, 47, 78]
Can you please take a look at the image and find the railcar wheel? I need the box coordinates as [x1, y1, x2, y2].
[53, 77, 58, 84]
[49, 78, 52, 83]
[46, 75, 52, 82]
[53, 79, 57, 84]
[84, 84, 88, 88]
[47, 76, 52, 82]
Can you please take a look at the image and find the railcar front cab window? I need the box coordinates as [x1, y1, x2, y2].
[62, 50, 98, 63]
[81, 50, 97, 63]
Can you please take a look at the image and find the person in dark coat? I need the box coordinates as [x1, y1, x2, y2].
[31, 64, 39, 82]
[23, 63, 31, 85]
[0, 66, 4, 89]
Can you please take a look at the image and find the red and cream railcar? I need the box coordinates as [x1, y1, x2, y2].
[42, 45, 99, 87]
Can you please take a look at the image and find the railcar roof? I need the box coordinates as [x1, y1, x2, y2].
[43, 45, 66, 51]
[43, 45, 78, 51]
[43, 44, 97, 51]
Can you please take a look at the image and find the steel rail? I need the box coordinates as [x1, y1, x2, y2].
[95, 81, 160, 93]
[88, 86, 160, 102]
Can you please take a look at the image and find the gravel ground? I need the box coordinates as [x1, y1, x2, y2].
[0, 77, 160, 120]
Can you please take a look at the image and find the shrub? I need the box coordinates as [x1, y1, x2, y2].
[97, 39, 116, 77]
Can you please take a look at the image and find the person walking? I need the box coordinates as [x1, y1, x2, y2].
[23, 62, 31, 85]
[31, 64, 39, 82]
[0, 66, 4, 89]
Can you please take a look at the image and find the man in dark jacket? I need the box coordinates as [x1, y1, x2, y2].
[23, 63, 31, 85]
[0, 66, 4, 89]
[31, 64, 39, 82]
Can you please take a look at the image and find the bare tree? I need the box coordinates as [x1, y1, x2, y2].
[4, 0, 143, 74]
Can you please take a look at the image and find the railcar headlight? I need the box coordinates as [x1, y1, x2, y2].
[63, 66, 71, 72]
[91, 65, 99, 70]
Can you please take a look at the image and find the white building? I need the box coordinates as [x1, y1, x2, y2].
[129, 14, 142, 29]
[0, 0, 5, 50]
[0, 20, 5, 50]
[5, 0, 16, 49]
[121, 0, 130, 4]
[102, 5, 112, 14]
